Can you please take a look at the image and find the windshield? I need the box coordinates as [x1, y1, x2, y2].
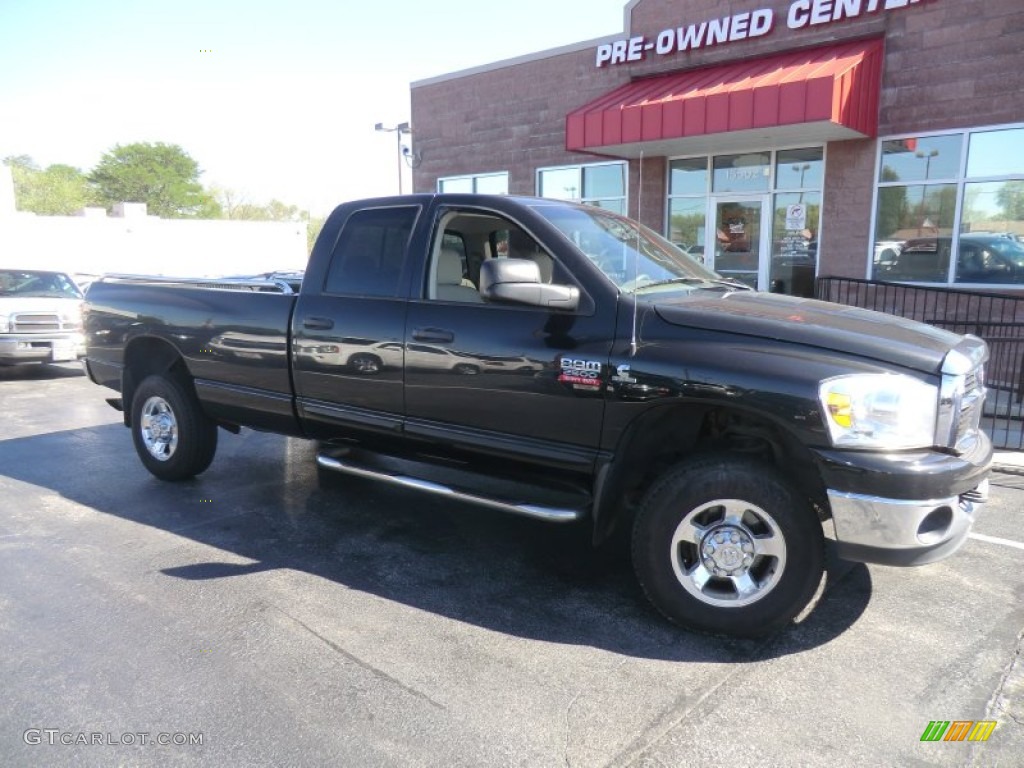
[988, 238, 1024, 264]
[0, 270, 83, 299]
[533, 202, 746, 294]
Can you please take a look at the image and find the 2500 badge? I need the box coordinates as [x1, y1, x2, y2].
[558, 358, 603, 388]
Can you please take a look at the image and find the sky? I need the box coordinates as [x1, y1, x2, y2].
[0, 0, 630, 217]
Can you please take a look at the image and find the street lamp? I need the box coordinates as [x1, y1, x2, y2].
[792, 163, 811, 189]
[375, 121, 410, 195]
[915, 148, 939, 180]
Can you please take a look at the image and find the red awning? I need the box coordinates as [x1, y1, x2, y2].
[566, 39, 883, 156]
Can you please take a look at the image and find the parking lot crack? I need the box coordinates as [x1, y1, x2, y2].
[563, 688, 584, 768]
[973, 625, 1024, 766]
[275, 607, 446, 711]
[601, 652, 760, 768]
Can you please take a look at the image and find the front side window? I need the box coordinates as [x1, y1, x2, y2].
[425, 210, 564, 303]
[535, 203, 731, 295]
[323, 207, 418, 297]
[873, 125, 1024, 285]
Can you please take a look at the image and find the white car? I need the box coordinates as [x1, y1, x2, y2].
[0, 269, 86, 365]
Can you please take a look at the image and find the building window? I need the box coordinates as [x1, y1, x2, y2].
[537, 162, 626, 214]
[666, 148, 823, 297]
[438, 172, 509, 195]
[872, 125, 1024, 285]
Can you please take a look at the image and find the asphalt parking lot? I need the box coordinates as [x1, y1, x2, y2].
[1, 363, 1022, 767]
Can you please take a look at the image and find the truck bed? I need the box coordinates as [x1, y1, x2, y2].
[84, 280, 300, 435]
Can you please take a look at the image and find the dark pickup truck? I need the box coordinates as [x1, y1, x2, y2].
[84, 194, 992, 637]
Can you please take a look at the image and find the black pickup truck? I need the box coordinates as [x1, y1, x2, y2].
[84, 194, 992, 637]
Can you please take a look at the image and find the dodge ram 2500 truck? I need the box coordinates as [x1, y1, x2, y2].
[1, 268, 86, 365]
[83, 194, 992, 637]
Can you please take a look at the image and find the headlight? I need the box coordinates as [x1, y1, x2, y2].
[819, 374, 937, 450]
[60, 306, 83, 330]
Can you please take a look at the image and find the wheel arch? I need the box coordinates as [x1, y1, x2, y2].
[592, 401, 828, 546]
[120, 336, 194, 427]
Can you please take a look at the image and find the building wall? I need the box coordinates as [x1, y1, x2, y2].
[411, 0, 1024, 280]
[411, 49, 633, 199]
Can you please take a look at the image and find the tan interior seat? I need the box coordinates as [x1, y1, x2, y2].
[436, 248, 483, 302]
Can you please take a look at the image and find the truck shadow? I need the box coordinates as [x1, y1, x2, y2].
[0, 362, 84, 381]
[0, 423, 871, 662]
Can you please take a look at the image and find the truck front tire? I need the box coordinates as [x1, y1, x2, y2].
[632, 455, 824, 637]
[130, 374, 218, 481]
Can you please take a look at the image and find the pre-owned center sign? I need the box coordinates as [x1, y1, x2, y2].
[595, 0, 935, 67]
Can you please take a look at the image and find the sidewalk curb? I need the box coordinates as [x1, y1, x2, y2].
[992, 453, 1024, 476]
[993, 463, 1024, 476]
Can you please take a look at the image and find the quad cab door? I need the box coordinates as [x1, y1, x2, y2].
[291, 203, 420, 442]
[402, 201, 616, 473]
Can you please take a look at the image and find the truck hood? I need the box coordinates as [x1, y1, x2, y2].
[0, 297, 82, 315]
[652, 291, 961, 375]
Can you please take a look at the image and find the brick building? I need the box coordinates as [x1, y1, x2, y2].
[411, 0, 1024, 296]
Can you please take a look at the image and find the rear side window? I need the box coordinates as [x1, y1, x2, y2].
[323, 207, 418, 297]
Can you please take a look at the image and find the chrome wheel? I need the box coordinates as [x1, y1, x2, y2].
[139, 395, 178, 461]
[350, 354, 381, 374]
[669, 498, 787, 608]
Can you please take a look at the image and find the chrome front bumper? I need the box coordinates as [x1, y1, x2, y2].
[0, 333, 86, 363]
[828, 479, 989, 566]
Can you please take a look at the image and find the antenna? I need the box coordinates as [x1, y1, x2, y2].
[630, 151, 643, 357]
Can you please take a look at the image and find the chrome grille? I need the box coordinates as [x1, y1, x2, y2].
[12, 313, 61, 332]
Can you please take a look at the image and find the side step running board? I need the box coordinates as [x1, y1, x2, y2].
[316, 454, 583, 523]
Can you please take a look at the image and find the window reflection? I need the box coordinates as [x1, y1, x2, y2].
[669, 157, 708, 196]
[880, 135, 962, 182]
[668, 198, 707, 257]
[956, 180, 1024, 283]
[538, 162, 626, 211]
[775, 148, 823, 190]
[712, 153, 771, 193]
[438, 173, 508, 194]
[872, 183, 957, 281]
[584, 164, 625, 200]
[968, 128, 1024, 177]
[538, 167, 580, 200]
[770, 192, 819, 297]
[439, 177, 473, 193]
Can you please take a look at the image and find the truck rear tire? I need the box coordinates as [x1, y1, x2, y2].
[131, 374, 218, 481]
[632, 455, 823, 637]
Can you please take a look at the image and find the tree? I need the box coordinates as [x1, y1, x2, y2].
[995, 180, 1024, 222]
[307, 216, 325, 253]
[3, 155, 97, 215]
[89, 142, 220, 218]
[213, 186, 307, 222]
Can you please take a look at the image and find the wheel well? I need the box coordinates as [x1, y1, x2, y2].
[593, 403, 828, 545]
[121, 337, 192, 427]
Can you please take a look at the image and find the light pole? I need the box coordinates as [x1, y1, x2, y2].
[375, 121, 410, 195]
[916, 148, 939, 180]
[792, 163, 811, 196]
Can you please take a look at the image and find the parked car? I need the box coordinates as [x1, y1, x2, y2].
[877, 234, 1024, 283]
[83, 193, 991, 637]
[0, 269, 86, 365]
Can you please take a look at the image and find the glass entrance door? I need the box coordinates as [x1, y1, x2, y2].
[710, 198, 769, 290]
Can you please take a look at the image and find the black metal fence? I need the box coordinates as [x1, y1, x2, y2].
[816, 276, 1024, 451]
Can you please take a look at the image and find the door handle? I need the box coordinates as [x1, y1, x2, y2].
[302, 316, 335, 331]
[412, 327, 454, 343]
